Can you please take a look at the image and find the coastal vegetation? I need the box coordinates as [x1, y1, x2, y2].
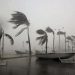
[9, 11, 31, 55]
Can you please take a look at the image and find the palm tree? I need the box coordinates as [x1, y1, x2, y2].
[71, 35, 75, 51]
[0, 25, 3, 58]
[1, 29, 14, 57]
[9, 11, 31, 55]
[66, 36, 73, 52]
[66, 40, 69, 51]
[46, 27, 55, 52]
[71, 35, 75, 42]
[36, 29, 48, 54]
[57, 30, 66, 52]
[71, 35, 75, 61]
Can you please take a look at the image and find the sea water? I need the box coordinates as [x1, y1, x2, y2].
[0, 55, 75, 75]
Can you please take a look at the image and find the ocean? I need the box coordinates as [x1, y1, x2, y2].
[0, 54, 75, 75]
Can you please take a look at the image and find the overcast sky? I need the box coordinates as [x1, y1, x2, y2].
[0, 0, 75, 53]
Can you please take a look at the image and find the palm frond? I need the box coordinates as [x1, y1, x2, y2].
[46, 27, 54, 33]
[36, 35, 47, 45]
[36, 29, 45, 35]
[36, 36, 44, 45]
[5, 34, 14, 45]
[41, 35, 47, 45]
[57, 31, 65, 35]
[66, 36, 73, 41]
[13, 25, 20, 29]
[15, 27, 27, 37]
[66, 40, 69, 43]
[72, 35, 75, 39]
[9, 11, 30, 26]
[36, 35, 45, 40]
[39, 39, 43, 45]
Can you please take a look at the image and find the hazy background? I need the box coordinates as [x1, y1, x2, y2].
[0, 0, 75, 53]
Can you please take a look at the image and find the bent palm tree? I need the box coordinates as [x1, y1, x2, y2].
[1, 29, 14, 57]
[66, 36, 73, 52]
[46, 27, 55, 52]
[9, 11, 31, 55]
[36, 29, 48, 54]
[57, 31, 66, 52]
[0, 25, 3, 57]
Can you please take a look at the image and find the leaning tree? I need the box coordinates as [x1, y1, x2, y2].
[46, 27, 55, 52]
[0, 25, 14, 57]
[36, 29, 48, 54]
[9, 11, 31, 55]
[0, 25, 3, 57]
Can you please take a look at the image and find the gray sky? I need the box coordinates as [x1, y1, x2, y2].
[0, 0, 75, 53]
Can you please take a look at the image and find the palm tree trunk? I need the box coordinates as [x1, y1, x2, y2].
[53, 33, 55, 52]
[27, 27, 31, 55]
[0, 40, 1, 58]
[46, 37, 48, 54]
[22, 41, 24, 51]
[59, 34, 60, 52]
[2, 30, 4, 58]
[27, 56, 31, 75]
[64, 34, 66, 52]
[72, 41, 73, 52]
[68, 41, 69, 51]
[72, 41, 74, 62]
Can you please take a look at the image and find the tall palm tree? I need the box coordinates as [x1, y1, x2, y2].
[66, 36, 73, 52]
[1, 29, 14, 57]
[46, 27, 55, 52]
[36, 29, 48, 54]
[0, 25, 3, 58]
[57, 31, 66, 52]
[9, 11, 31, 55]
[71, 35, 75, 51]
[66, 40, 69, 51]
[71, 35, 75, 61]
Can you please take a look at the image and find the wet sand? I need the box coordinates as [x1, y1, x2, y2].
[0, 56, 75, 75]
